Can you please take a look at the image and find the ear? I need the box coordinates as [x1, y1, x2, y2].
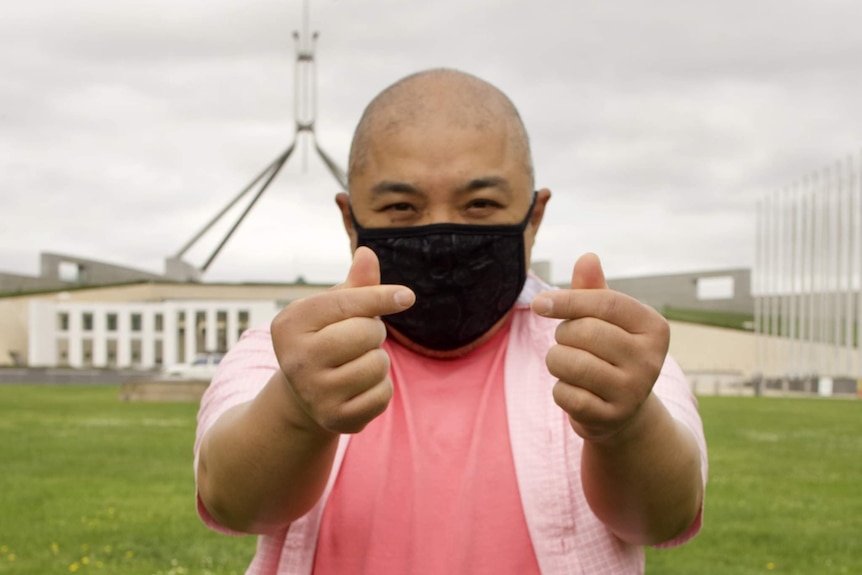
[524, 188, 551, 268]
[335, 192, 358, 251]
[526, 188, 551, 238]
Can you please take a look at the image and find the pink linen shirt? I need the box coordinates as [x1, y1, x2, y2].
[194, 274, 708, 575]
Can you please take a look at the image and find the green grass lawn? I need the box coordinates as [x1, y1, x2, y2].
[0, 385, 256, 575]
[645, 395, 862, 574]
[0, 386, 860, 574]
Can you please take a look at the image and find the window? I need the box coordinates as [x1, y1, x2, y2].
[154, 340, 163, 366]
[238, 310, 250, 339]
[131, 313, 142, 332]
[154, 313, 163, 333]
[696, 276, 735, 301]
[82, 339, 93, 365]
[107, 340, 117, 366]
[57, 339, 69, 366]
[57, 313, 69, 332]
[131, 340, 142, 365]
[176, 311, 186, 364]
[195, 311, 206, 353]
[216, 311, 227, 352]
[82, 313, 94, 332]
[106, 313, 118, 332]
[58, 261, 83, 283]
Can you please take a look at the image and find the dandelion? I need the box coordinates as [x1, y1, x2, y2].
[0, 546, 7, 553]
[125, 550, 134, 559]
[82, 556, 91, 565]
[103, 545, 112, 554]
[96, 561, 104, 569]
[7, 554, 15, 562]
[69, 562, 80, 572]
[766, 562, 775, 571]
[51, 542, 60, 553]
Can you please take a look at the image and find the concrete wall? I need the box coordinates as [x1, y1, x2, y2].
[668, 320, 860, 379]
[0, 272, 67, 295]
[1, 252, 167, 296]
[608, 268, 753, 314]
[39, 252, 165, 286]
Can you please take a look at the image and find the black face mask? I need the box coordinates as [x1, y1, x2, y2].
[352, 195, 536, 351]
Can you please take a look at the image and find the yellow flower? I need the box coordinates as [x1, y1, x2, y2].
[82, 556, 91, 565]
[51, 542, 60, 553]
[125, 550, 134, 559]
[69, 562, 80, 572]
[103, 545, 112, 554]
[7, 554, 15, 562]
[0, 546, 7, 554]
[96, 561, 104, 568]
[766, 562, 775, 571]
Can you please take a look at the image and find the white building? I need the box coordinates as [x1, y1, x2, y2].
[28, 299, 278, 369]
[0, 280, 329, 370]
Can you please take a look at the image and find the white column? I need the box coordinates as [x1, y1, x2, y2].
[142, 307, 155, 368]
[117, 310, 131, 368]
[163, 305, 177, 367]
[227, 307, 239, 349]
[68, 309, 83, 368]
[206, 306, 218, 353]
[92, 307, 107, 367]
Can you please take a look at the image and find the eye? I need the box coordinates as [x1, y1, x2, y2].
[467, 198, 502, 209]
[382, 202, 416, 212]
[464, 198, 505, 217]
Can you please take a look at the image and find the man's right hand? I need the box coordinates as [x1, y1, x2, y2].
[271, 246, 415, 435]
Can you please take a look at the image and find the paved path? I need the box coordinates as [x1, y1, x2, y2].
[0, 367, 157, 385]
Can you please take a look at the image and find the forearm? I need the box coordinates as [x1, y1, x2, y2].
[580, 393, 703, 546]
[197, 370, 339, 534]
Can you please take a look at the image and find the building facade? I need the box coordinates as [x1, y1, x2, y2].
[28, 299, 278, 369]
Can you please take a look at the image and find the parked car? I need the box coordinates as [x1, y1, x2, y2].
[163, 352, 224, 380]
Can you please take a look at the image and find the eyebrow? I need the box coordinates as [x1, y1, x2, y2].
[462, 176, 513, 197]
[370, 181, 424, 196]
[370, 176, 514, 198]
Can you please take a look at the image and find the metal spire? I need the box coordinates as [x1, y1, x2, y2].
[166, 0, 346, 281]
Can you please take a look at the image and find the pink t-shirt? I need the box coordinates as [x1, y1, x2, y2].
[194, 275, 707, 574]
[312, 323, 542, 575]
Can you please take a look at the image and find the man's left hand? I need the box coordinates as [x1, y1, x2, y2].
[530, 253, 670, 443]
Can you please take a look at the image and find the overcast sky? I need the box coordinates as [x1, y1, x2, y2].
[3, 0, 862, 285]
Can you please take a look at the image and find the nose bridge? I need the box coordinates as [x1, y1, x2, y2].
[424, 203, 462, 225]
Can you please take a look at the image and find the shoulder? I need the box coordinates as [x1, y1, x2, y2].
[196, 324, 279, 437]
[511, 272, 560, 345]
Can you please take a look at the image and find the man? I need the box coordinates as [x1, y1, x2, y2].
[194, 68, 707, 575]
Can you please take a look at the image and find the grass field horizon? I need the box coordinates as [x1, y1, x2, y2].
[1, 384, 860, 574]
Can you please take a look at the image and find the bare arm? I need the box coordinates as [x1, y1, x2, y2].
[532, 253, 704, 545]
[580, 393, 702, 545]
[196, 248, 414, 534]
[197, 370, 339, 534]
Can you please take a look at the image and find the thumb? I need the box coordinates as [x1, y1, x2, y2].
[570, 253, 608, 290]
[340, 246, 381, 289]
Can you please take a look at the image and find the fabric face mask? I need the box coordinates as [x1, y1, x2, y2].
[352, 195, 536, 351]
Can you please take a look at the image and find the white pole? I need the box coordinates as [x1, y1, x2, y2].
[817, 169, 829, 378]
[788, 184, 799, 380]
[754, 198, 763, 379]
[833, 162, 844, 376]
[769, 192, 781, 376]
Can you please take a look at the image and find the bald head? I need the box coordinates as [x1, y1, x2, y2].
[348, 69, 534, 188]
